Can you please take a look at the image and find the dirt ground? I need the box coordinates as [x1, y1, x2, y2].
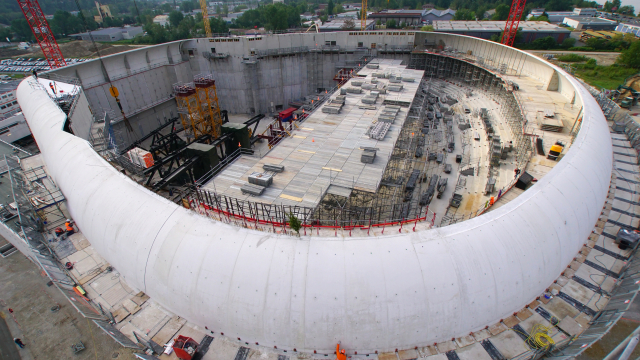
[526, 50, 621, 66]
[0, 40, 144, 60]
[619, 74, 640, 98]
[0, 248, 140, 360]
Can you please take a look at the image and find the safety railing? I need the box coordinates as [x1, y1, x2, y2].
[189, 187, 437, 236]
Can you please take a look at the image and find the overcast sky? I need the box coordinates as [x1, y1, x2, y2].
[618, 0, 639, 10]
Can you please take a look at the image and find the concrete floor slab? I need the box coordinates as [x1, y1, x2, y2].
[397, 349, 417, 359]
[423, 354, 447, 360]
[202, 337, 242, 360]
[490, 329, 529, 359]
[454, 335, 475, 348]
[151, 316, 187, 345]
[455, 342, 493, 360]
[471, 329, 492, 342]
[435, 340, 456, 353]
[544, 297, 580, 321]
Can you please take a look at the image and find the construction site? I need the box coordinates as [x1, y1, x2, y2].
[1, 17, 640, 360]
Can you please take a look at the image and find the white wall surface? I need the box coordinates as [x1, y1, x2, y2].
[20, 34, 611, 353]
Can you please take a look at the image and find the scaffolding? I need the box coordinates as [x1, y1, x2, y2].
[174, 74, 224, 141]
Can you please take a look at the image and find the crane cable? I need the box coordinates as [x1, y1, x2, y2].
[72, 0, 137, 140]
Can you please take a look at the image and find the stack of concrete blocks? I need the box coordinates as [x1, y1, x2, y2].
[372, 72, 385, 78]
[401, 77, 415, 83]
[388, 84, 403, 92]
[346, 87, 362, 94]
[248, 172, 274, 187]
[362, 83, 377, 90]
[352, 80, 364, 87]
[369, 121, 392, 140]
[376, 83, 387, 94]
[389, 75, 402, 83]
[322, 97, 345, 114]
[379, 106, 400, 123]
[366, 64, 379, 69]
[361, 93, 378, 105]
[360, 148, 377, 163]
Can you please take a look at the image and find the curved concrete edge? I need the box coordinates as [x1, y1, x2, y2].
[17, 40, 611, 353]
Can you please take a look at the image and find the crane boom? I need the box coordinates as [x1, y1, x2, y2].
[501, 0, 527, 47]
[200, 0, 212, 38]
[17, 0, 66, 69]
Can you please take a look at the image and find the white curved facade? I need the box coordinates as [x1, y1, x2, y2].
[17, 34, 611, 353]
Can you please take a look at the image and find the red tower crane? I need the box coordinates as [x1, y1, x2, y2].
[501, 0, 527, 47]
[17, 0, 66, 69]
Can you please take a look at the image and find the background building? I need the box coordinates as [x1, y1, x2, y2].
[153, 15, 169, 26]
[70, 26, 144, 42]
[617, 22, 640, 36]
[573, 7, 598, 16]
[432, 20, 570, 42]
[562, 16, 618, 30]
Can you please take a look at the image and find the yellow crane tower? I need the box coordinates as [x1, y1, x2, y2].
[199, 0, 212, 37]
[360, 0, 367, 30]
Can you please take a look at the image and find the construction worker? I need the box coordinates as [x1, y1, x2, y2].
[336, 344, 346, 360]
[65, 219, 75, 236]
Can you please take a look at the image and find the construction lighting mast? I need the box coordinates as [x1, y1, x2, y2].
[501, 0, 527, 47]
[199, 0, 213, 38]
[360, 0, 367, 30]
[17, 0, 66, 69]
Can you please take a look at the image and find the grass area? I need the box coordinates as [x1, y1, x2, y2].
[557, 54, 589, 62]
[0, 73, 25, 79]
[572, 63, 638, 89]
[99, 39, 136, 45]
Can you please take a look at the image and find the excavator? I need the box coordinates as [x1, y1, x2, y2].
[614, 84, 640, 109]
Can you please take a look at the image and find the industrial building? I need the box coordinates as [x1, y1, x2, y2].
[562, 16, 618, 30]
[4, 30, 639, 360]
[70, 26, 144, 42]
[369, 9, 455, 25]
[432, 20, 571, 42]
[526, 9, 574, 22]
[617, 22, 640, 36]
[319, 18, 375, 31]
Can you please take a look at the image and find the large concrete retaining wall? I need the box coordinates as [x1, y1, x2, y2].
[20, 33, 611, 353]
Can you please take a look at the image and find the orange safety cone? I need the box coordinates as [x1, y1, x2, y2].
[312, 138, 315, 142]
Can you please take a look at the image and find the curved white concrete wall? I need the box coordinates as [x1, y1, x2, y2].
[18, 35, 611, 353]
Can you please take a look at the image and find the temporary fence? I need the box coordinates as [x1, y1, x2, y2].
[189, 187, 437, 235]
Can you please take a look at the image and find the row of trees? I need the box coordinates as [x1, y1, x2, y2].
[233, 3, 301, 30]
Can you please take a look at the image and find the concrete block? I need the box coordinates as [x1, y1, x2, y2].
[488, 322, 507, 335]
[503, 315, 520, 328]
[556, 276, 569, 287]
[516, 308, 533, 321]
[527, 300, 541, 309]
[471, 329, 492, 342]
[454, 335, 475, 348]
[435, 340, 456, 353]
[398, 349, 417, 360]
[377, 352, 397, 360]
[558, 315, 584, 336]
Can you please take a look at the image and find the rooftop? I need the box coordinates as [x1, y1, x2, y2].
[564, 16, 618, 24]
[70, 26, 143, 37]
[432, 20, 570, 32]
[0, 80, 20, 94]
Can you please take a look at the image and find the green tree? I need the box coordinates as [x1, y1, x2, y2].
[341, 18, 356, 29]
[491, 4, 509, 20]
[287, 213, 302, 235]
[0, 27, 12, 41]
[50, 10, 83, 37]
[222, 4, 229, 16]
[387, 19, 396, 28]
[210, 17, 229, 33]
[327, 0, 334, 15]
[320, 14, 328, 24]
[618, 6, 635, 15]
[169, 10, 184, 27]
[561, 37, 576, 49]
[619, 41, 640, 68]
[11, 18, 32, 41]
[454, 9, 475, 20]
[531, 36, 557, 50]
[421, 24, 434, 31]
[529, 15, 550, 22]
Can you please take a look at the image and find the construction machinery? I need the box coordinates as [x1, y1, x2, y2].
[199, 0, 212, 37]
[173, 74, 224, 141]
[17, 0, 66, 69]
